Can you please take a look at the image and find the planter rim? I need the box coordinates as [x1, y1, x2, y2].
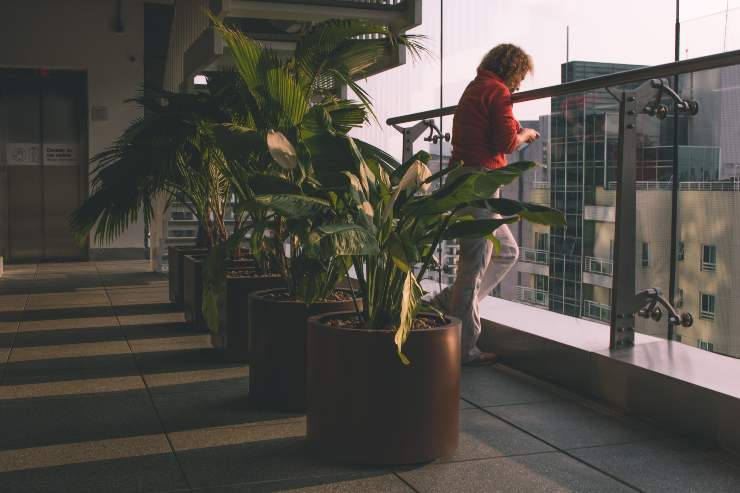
[249, 288, 359, 306]
[308, 310, 461, 335]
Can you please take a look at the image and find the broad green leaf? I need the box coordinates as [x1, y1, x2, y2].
[248, 174, 301, 196]
[315, 223, 379, 256]
[211, 124, 265, 163]
[254, 194, 332, 218]
[442, 217, 518, 240]
[469, 198, 566, 226]
[406, 161, 539, 216]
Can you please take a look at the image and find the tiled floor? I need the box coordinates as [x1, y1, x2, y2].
[1, 261, 740, 492]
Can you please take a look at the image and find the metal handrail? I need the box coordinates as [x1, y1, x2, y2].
[386, 49, 740, 125]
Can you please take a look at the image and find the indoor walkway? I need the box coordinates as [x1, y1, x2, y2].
[1, 261, 739, 492]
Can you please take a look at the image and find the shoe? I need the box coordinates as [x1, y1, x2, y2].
[462, 352, 497, 367]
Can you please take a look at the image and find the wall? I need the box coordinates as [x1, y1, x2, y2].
[0, 0, 147, 255]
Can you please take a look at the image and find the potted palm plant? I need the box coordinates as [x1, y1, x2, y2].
[304, 145, 566, 464]
[198, 18, 426, 405]
[69, 85, 245, 319]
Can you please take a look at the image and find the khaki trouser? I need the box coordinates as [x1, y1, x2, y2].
[433, 166, 519, 363]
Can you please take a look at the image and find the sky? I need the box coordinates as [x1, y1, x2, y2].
[350, 0, 740, 159]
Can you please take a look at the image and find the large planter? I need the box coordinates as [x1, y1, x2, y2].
[248, 289, 359, 411]
[306, 313, 461, 465]
[168, 246, 207, 307]
[211, 273, 285, 361]
[182, 253, 208, 331]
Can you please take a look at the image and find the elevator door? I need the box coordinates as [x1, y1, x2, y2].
[0, 69, 86, 262]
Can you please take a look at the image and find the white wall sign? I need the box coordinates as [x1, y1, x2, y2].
[6, 143, 41, 166]
[44, 143, 79, 165]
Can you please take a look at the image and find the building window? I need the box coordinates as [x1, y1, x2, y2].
[641, 242, 650, 267]
[677, 241, 684, 261]
[700, 293, 715, 321]
[535, 232, 549, 251]
[534, 274, 548, 292]
[698, 339, 715, 352]
[701, 245, 716, 272]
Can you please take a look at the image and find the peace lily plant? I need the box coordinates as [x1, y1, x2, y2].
[343, 147, 564, 363]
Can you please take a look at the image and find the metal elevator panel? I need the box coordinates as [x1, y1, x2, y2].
[42, 79, 85, 260]
[0, 69, 87, 262]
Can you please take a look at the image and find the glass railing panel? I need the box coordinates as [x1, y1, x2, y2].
[669, 64, 740, 358]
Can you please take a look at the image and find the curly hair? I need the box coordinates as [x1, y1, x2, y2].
[479, 44, 533, 90]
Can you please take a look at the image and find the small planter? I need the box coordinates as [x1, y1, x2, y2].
[248, 289, 359, 411]
[168, 246, 208, 307]
[182, 253, 208, 331]
[306, 312, 461, 465]
[211, 272, 285, 361]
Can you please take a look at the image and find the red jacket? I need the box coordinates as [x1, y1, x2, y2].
[451, 68, 521, 169]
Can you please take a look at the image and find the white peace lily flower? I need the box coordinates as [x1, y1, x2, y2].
[266, 130, 298, 169]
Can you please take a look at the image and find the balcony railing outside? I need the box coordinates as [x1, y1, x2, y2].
[517, 286, 549, 307]
[584, 300, 611, 323]
[607, 180, 740, 191]
[584, 256, 614, 276]
[520, 247, 549, 265]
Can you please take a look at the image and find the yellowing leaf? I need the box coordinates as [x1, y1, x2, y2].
[266, 130, 298, 169]
[395, 271, 420, 365]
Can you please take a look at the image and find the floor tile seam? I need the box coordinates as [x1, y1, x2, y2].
[1, 264, 38, 385]
[185, 471, 397, 492]
[463, 397, 564, 408]
[478, 400, 655, 433]
[392, 471, 422, 492]
[462, 397, 646, 492]
[431, 449, 564, 467]
[95, 262, 194, 492]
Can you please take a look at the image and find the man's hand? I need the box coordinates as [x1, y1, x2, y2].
[515, 127, 540, 149]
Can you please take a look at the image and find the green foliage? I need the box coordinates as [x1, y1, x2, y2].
[335, 146, 566, 364]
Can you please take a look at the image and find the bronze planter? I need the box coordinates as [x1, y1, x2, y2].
[248, 289, 359, 411]
[168, 246, 207, 307]
[182, 253, 208, 331]
[306, 313, 461, 465]
[211, 273, 285, 361]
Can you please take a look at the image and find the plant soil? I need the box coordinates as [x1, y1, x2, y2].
[260, 289, 353, 302]
[324, 313, 446, 331]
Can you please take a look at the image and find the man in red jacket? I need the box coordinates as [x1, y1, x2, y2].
[434, 44, 539, 365]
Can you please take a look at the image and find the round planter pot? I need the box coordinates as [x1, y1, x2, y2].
[248, 289, 359, 412]
[182, 253, 208, 331]
[306, 312, 461, 465]
[211, 273, 285, 362]
[168, 246, 208, 307]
